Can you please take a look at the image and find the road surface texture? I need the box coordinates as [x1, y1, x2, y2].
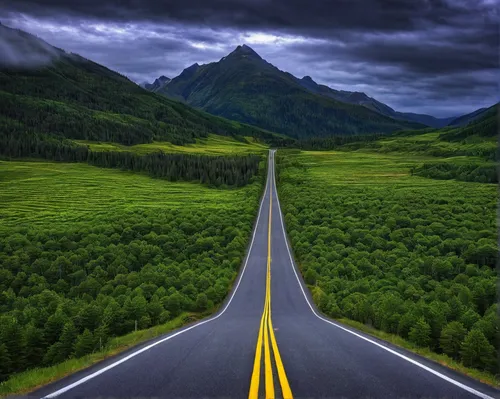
[34, 151, 498, 399]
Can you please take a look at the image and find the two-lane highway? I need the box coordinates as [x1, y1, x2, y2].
[35, 150, 498, 398]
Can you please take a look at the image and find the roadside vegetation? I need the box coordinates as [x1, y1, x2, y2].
[276, 117, 498, 381]
[0, 313, 193, 396]
[0, 158, 264, 386]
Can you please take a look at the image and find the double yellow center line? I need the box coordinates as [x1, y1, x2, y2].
[248, 175, 293, 399]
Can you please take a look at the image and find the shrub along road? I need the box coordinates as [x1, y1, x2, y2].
[34, 151, 498, 399]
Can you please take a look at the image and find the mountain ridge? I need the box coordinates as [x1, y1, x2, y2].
[150, 44, 424, 138]
[293, 74, 457, 127]
[145, 44, 482, 129]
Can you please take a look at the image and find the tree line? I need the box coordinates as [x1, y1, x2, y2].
[0, 133, 262, 187]
[88, 151, 261, 187]
[412, 162, 498, 184]
[284, 133, 388, 150]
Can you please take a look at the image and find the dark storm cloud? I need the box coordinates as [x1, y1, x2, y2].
[2, 0, 495, 31]
[1, 0, 497, 116]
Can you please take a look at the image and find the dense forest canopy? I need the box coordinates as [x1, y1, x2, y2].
[276, 147, 498, 374]
[0, 159, 265, 382]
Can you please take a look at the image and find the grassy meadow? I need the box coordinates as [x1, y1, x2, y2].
[0, 160, 261, 231]
[76, 134, 268, 156]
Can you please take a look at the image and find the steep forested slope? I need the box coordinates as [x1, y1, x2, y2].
[0, 24, 278, 149]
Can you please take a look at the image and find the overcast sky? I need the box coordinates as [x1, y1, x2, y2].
[1, 0, 497, 117]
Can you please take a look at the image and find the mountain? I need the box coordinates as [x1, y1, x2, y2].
[294, 76, 456, 128]
[439, 105, 497, 141]
[143, 75, 171, 92]
[447, 104, 497, 127]
[0, 24, 281, 149]
[0, 21, 64, 68]
[154, 45, 424, 138]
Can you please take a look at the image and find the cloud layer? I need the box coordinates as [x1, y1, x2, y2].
[1, 0, 497, 117]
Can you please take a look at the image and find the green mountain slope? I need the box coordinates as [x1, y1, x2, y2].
[157, 45, 424, 138]
[0, 24, 280, 147]
[447, 104, 497, 127]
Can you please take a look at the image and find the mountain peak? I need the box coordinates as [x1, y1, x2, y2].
[177, 63, 200, 79]
[302, 75, 315, 83]
[143, 75, 171, 92]
[229, 44, 262, 60]
[186, 63, 199, 71]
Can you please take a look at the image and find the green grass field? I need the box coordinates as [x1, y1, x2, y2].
[277, 149, 498, 385]
[341, 130, 497, 161]
[0, 160, 261, 231]
[287, 150, 494, 184]
[376, 132, 496, 158]
[75, 134, 268, 156]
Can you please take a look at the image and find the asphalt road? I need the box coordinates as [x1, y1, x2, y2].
[34, 150, 498, 399]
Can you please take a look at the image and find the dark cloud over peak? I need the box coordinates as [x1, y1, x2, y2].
[0, 0, 497, 117]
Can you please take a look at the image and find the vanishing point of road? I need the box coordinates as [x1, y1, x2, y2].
[35, 151, 498, 399]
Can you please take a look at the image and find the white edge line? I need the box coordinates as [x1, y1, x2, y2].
[42, 153, 273, 399]
[270, 151, 495, 399]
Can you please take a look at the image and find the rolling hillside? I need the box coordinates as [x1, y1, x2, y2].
[154, 45, 424, 138]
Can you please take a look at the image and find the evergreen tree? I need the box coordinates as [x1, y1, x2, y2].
[440, 321, 466, 359]
[459, 309, 481, 330]
[0, 344, 11, 382]
[0, 316, 26, 372]
[43, 342, 64, 366]
[59, 322, 78, 360]
[74, 329, 95, 358]
[44, 310, 67, 347]
[195, 293, 208, 311]
[24, 324, 45, 368]
[408, 318, 432, 347]
[460, 329, 496, 370]
[304, 268, 318, 285]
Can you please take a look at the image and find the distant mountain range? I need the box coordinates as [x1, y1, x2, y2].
[2, 21, 493, 145]
[140, 75, 171, 92]
[146, 45, 493, 132]
[294, 75, 457, 128]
